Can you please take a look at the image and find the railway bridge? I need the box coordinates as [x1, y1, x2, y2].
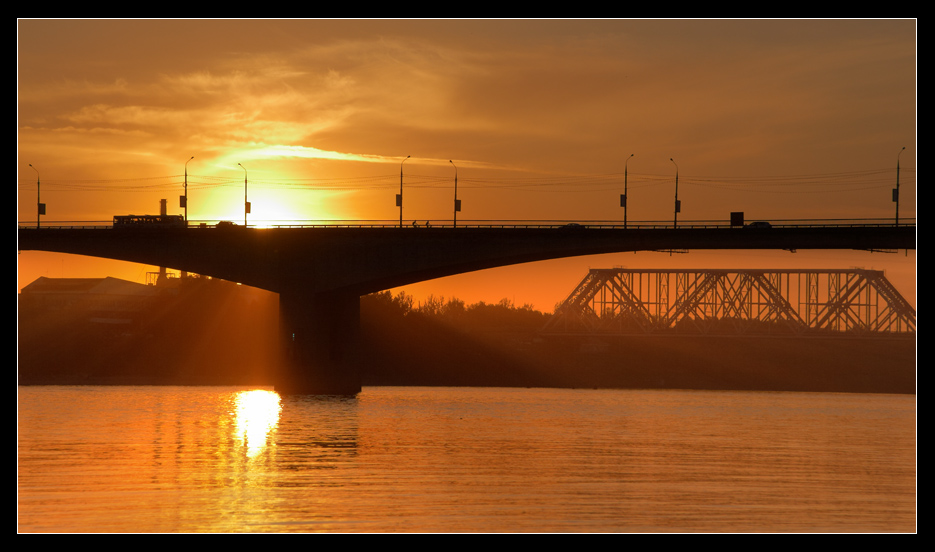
[543, 267, 916, 336]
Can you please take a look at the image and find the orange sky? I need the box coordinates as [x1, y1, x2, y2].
[17, 19, 917, 310]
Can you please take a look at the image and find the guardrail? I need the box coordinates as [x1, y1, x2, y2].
[17, 218, 917, 230]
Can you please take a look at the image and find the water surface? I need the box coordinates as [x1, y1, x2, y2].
[18, 386, 916, 532]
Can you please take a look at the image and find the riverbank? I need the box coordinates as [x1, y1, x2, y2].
[18, 284, 916, 394]
[358, 315, 916, 394]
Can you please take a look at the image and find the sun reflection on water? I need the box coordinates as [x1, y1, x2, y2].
[233, 389, 282, 458]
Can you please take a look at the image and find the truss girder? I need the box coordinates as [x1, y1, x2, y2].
[603, 276, 658, 332]
[543, 268, 915, 336]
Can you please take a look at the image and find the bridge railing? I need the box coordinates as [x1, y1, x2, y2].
[17, 218, 916, 230]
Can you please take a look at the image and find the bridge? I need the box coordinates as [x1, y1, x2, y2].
[542, 267, 916, 336]
[17, 220, 916, 394]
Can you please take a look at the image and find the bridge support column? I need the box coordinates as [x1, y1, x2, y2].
[276, 288, 362, 395]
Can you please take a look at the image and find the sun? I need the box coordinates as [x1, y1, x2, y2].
[247, 196, 304, 228]
[246, 188, 344, 227]
[188, 185, 341, 227]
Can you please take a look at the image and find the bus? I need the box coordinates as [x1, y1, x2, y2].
[113, 214, 186, 228]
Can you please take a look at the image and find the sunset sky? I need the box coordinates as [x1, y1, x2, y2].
[17, 19, 917, 310]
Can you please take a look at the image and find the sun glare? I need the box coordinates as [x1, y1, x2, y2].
[233, 389, 282, 458]
[248, 198, 305, 227]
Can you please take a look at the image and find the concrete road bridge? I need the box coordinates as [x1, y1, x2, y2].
[17, 220, 916, 394]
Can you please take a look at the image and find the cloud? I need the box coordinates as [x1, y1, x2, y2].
[249, 144, 387, 164]
[18, 20, 916, 207]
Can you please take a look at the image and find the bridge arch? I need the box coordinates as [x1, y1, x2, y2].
[18, 224, 916, 394]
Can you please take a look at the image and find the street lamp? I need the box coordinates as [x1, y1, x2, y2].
[238, 163, 249, 227]
[894, 146, 905, 225]
[670, 158, 680, 229]
[450, 160, 460, 227]
[29, 164, 43, 229]
[622, 153, 634, 229]
[183, 156, 193, 223]
[398, 155, 409, 227]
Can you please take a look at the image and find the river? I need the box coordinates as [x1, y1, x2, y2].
[17, 385, 916, 533]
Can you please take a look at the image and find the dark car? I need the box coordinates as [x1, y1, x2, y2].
[744, 221, 772, 229]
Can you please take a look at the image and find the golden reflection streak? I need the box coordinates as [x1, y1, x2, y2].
[232, 389, 282, 458]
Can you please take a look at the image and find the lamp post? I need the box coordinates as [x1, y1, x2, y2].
[670, 158, 680, 229]
[183, 156, 193, 223]
[238, 163, 249, 227]
[622, 153, 634, 229]
[450, 160, 460, 228]
[398, 155, 409, 227]
[894, 146, 905, 225]
[29, 164, 42, 229]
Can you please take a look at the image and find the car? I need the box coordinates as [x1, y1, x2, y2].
[744, 221, 772, 229]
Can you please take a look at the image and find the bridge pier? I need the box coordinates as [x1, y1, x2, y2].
[276, 288, 362, 395]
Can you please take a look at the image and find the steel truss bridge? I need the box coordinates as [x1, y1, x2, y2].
[542, 268, 916, 336]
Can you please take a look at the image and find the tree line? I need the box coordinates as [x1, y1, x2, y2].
[361, 290, 550, 334]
